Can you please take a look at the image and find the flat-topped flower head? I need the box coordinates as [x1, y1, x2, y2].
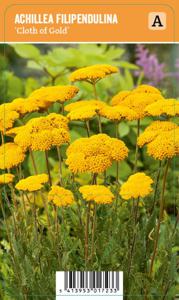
[0, 104, 19, 133]
[115, 92, 164, 119]
[0, 143, 25, 170]
[69, 64, 118, 84]
[111, 91, 131, 106]
[48, 186, 74, 207]
[67, 106, 97, 121]
[137, 121, 178, 147]
[27, 96, 51, 111]
[26, 113, 68, 131]
[66, 134, 128, 174]
[99, 104, 138, 121]
[29, 85, 79, 104]
[145, 99, 179, 117]
[109, 138, 129, 161]
[79, 185, 114, 204]
[84, 154, 112, 174]
[145, 120, 177, 132]
[6, 126, 26, 137]
[65, 100, 105, 112]
[15, 174, 48, 192]
[14, 113, 70, 151]
[131, 85, 161, 95]
[147, 128, 179, 160]
[65, 152, 87, 174]
[11, 97, 44, 116]
[137, 121, 179, 160]
[0, 173, 14, 185]
[119, 172, 153, 200]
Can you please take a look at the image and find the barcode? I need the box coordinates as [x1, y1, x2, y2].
[64, 271, 120, 290]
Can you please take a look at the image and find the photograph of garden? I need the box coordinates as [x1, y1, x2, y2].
[0, 43, 178, 299]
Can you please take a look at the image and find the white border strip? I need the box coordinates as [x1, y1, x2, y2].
[1, 42, 179, 44]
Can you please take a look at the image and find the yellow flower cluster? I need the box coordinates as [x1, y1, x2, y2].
[99, 104, 138, 121]
[0, 104, 19, 133]
[15, 174, 48, 192]
[0, 143, 25, 170]
[0, 173, 14, 185]
[119, 172, 153, 200]
[66, 134, 128, 174]
[65, 100, 105, 112]
[132, 84, 161, 94]
[48, 186, 74, 207]
[10, 97, 44, 116]
[69, 64, 118, 83]
[5, 126, 23, 137]
[111, 85, 163, 119]
[137, 121, 179, 160]
[137, 121, 177, 147]
[111, 91, 131, 106]
[79, 185, 114, 204]
[147, 128, 179, 160]
[6, 86, 79, 118]
[14, 113, 70, 151]
[145, 99, 179, 117]
[145, 120, 177, 132]
[116, 93, 163, 119]
[29, 85, 79, 104]
[66, 100, 105, 121]
[67, 106, 97, 121]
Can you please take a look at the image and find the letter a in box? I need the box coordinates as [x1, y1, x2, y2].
[148, 12, 167, 30]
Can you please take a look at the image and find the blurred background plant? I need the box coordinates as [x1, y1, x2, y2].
[1, 43, 179, 103]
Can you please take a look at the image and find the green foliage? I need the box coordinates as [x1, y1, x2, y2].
[9, 44, 138, 100]
[11, 44, 40, 60]
[0, 44, 139, 105]
[4, 71, 24, 100]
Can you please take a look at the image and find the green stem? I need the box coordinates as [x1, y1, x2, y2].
[53, 204, 61, 267]
[40, 192, 51, 229]
[85, 120, 90, 137]
[8, 182, 18, 210]
[115, 122, 119, 138]
[98, 115, 102, 133]
[29, 149, 38, 174]
[85, 202, 91, 266]
[133, 119, 140, 172]
[61, 103, 64, 115]
[76, 199, 83, 227]
[126, 197, 140, 294]
[85, 173, 98, 265]
[92, 173, 98, 184]
[91, 203, 96, 263]
[4, 187, 18, 235]
[0, 191, 21, 290]
[1, 131, 4, 144]
[71, 173, 75, 183]
[56, 147, 63, 186]
[45, 150, 52, 186]
[54, 205, 59, 236]
[172, 208, 179, 237]
[93, 83, 98, 99]
[115, 122, 120, 185]
[33, 192, 38, 239]
[116, 162, 119, 184]
[150, 160, 162, 215]
[0, 190, 14, 242]
[149, 159, 170, 277]
[103, 170, 107, 184]
[21, 192, 28, 223]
